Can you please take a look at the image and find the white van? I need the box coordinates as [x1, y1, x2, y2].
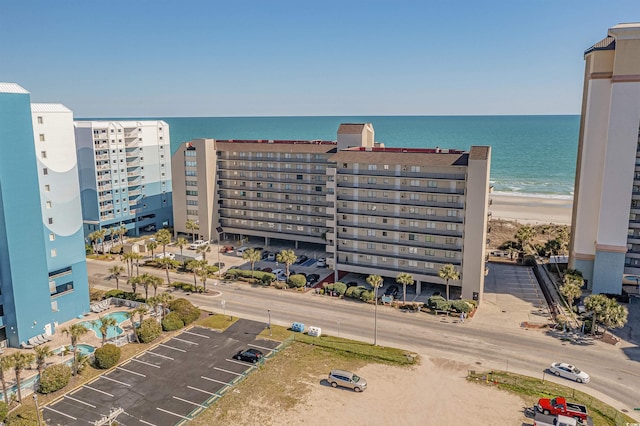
[236, 247, 249, 257]
[189, 240, 207, 250]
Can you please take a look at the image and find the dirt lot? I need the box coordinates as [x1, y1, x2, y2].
[193, 343, 527, 425]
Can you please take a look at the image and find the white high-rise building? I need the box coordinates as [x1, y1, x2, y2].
[569, 23, 640, 294]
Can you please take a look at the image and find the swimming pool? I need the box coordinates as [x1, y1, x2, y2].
[79, 311, 129, 339]
[53, 344, 95, 357]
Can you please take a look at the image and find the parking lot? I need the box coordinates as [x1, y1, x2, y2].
[43, 320, 281, 426]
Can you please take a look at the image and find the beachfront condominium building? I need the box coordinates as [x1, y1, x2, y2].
[569, 23, 640, 294]
[173, 124, 491, 301]
[0, 83, 89, 348]
[74, 121, 173, 239]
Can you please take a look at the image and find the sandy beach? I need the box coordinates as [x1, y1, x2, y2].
[490, 193, 573, 225]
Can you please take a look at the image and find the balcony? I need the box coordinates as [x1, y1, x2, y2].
[125, 149, 140, 157]
[97, 184, 112, 191]
[127, 161, 140, 168]
[100, 214, 115, 220]
[96, 164, 111, 171]
[337, 168, 466, 180]
[95, 154, 109, 161]
[338, 181, 465, 195]
[97, 174, 111, 182]
[99, 203, 114, 211]
[128, 189, 142, 197]
[127, 171, 140, 177]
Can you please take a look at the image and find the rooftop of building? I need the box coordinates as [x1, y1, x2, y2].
[31, 103, 72, 113]
[74, 120, 168, 128]
[330, 146, 473, 167]
[337, 123, 372, 134]
[0, 82, 29, 94]
[214, 139, 338, 153]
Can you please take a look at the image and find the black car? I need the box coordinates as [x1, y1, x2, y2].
[213, 262, 225, 268]
[295, 255, 309, 265]
[384, 285, 399, 298]
[346, 281, 358, 288]
[261, 250, 271, 259]
[307, 273, 320, 284]
[233, 348, 263, 363]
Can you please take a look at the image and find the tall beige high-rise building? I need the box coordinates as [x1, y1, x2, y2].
[172, 124, 491, 301]
[569, 23, 640, 294]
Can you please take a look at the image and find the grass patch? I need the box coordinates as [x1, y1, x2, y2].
[468, 370, 635, 425]
[196, 314, 239, 331]
[258, 324, 291, 341]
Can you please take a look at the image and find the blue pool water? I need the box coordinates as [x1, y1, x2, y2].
[53, 344, 95, 357]
[79, 311, 129, 339]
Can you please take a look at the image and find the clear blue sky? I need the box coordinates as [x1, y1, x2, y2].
[1, 1, 639, 117]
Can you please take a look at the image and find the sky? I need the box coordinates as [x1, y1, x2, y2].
[1, 1, 639, 117]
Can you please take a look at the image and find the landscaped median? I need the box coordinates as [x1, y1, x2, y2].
[467, 370, 636, 425]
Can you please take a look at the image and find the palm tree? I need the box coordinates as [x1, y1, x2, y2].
[157, 257, 177, 285]
[117, 223, 128, 248]
[584, 294, 609, 335]
[243, 248, 261, 277]
[185, 219, 199, 242]
[88, 231, 100, 254]
[276, 249, 297, 278]
[186, 259, 201, 287]
[148, 274, 163, 298]
[108, 265, 126, 290]
[134, 306, 149, 325]
[131, 252, 143, 276]
[9, 352, 35, 402]
[147, 241, 158, 257]
[515, 225, 536, 254]
[176, 237, 188, 256]
[196, 243, 211, 261]
[0, 356, 14, 404]
[34, 345, 54, 376]
[367, 274, 383, 346]
[438, 264, 460, 301]
[128, 275, 142, 295]
[139, 273, 153, 300]
[125, 311, 140, 343]
[122, 252, 134, 277]
[156, 292, 174, 321]
[155, 228, 172, 256]
[93, 316, 118, 347]
[146, 296, 160, 318]
[198, 264, 211, 292]
[396, 272, 414, 305]
[95, 228, 107, 254]
[61, 323, 89, 375]
[561, 273, 583, 314]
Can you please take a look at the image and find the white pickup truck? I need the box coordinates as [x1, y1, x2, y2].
[533, 413, 577, 426]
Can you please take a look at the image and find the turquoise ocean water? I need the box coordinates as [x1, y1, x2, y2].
[91, 115, 580, 199]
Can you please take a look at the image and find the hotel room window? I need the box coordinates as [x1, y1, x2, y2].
[49, 233, 55, 241]
[39, 134, 45, 142]
[41, 151, 47, 158]
[44, 184, 50, 192]
[51, 249, 57, 257]
[37, 116, 43, 124]
[46, 201, 52, 209]
[48, 218, 53, 224]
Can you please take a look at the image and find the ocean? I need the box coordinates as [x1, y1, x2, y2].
[92, 115, 580, 199]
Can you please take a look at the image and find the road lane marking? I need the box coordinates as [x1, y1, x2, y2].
[214, 367, 244, 376]
[139, 420, 157, 426]
[117, 366, 146, 377]
[173, 395, 208, 408]
[100, 375, 132, 387]
[43, 406, 77, 420]
[188, 385, 223, 397]
[172, 337, 198, 345]
[157, 407, 191, 420]
[83, 385, 114, 397]
[159, 343, 187, 352]
[201, 375, 232, 386]
[147, 351, 174, 360]
[184, 330, 210, 338]
[131, 358, 161, 368]
[64, 395, 96, 408]
[248, 343, 274, 352]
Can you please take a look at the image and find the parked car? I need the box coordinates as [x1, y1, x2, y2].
[537, 397, 588, 423]
[155, 252, 175, 260]
[262, 267, 272, 273]
[253, 247, 264, 252]
[272, 269, 287, 281]
[267, 252, 276, 261]
[307, 274, 320, 284]
[327, 370, 367, 392]
[213, 262, 225, 268]
[143, 224, 156, 232]
[316, 257, 327, 267]
[236, 247, 249, 256]
[384, 285, 399, 298]
[189, 240, 207, 250]
[233, 348, 263, 364]
[346, 281, 358, 288]
[261, 250, 272, 259]
[295, 255, 309, 265]
[549, 362, 590, 383]
[220, 245, 234, 253]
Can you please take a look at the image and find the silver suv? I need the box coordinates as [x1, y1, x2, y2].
[328, 370, 367, 392]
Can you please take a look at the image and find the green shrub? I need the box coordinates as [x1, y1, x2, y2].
[104, 289, 126, 299]
[288, 274, 306, 288]
[39, 364, 72, 394]
[428, 295, 450, 311]
[137, 318, 162, 343]
[274, 281, 288, 289]
[360, 289, 374, 302]
[162, 312, 185, 331]
[523, 254, 537, 266]
[168, 298, 201, 325]
[261, 274, 274, 285]
[94, 344, 121, 369]
[226, 268, 275, 282]
[0, 400, 7, 421]
[450, 300, 473, 313]
[325, 282, 347, 295]
[345, 286, 368, 299]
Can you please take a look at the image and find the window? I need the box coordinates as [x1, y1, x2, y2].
[425, 249, 435, 256]
[428, 180, 438, 188]
[383, 164, 389, 170]
[445, 251, 456, 258]
[185, 150, 197, 157]
[366, 204, 377, 211]
[408, 260, 418, 267]
[48, 217, 53, 224]
[49, 233, 55, 241]
[367, 217, 376, 224]
[37, 116, 43, 124]
[186, 190, 198, 196]
[186, 200, 198, 206]
[425, 235, 435, 242]
[185, 161, 197, 167]
[186, 170, 197, 176]
[43, 167, 48, 175]
[409, 234, 417, 241]
[425, 262, 434, 269]
[367, 177, 377, 184]
[367, 243, 376, 249]
[448, 210, 458, 217]
[367, 229, 376, 237]
[445, 237, 457, 245]
[447, 195, 458, 203]
[410, 193, 420, 200]
[44, 184, 50, 192]
[51, 249, 57, 257]
[426, 208, 436, 216]
[446, 223, 457, 231]
[46, 201, 52, 209]
[41, 151, 47, 159]
[410, 180, 420, 187]
[410, 166, 420, 172]
[39, 134, 45, 142]
[368, 164, 377, 170]
[186, 180, 198, 186]
[409, 247, 417, 253]
[426, 222, 436, 229]
[409, 221, 418, 227]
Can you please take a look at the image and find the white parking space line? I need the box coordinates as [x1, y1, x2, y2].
[139, 419, 157, 426]
[83, 385, 114, 397]
[214, 367, 244, 376]
[147, 351, 174, 360]
[172, 337, 198, 345]
[43, 406, 77, 420]
[226, 358, 255, 367]
[188, 385, 223, 397]
[159, 343, 187, 352]
[173, 395, 208, 408]
[117, 366, 146, 377]
[157, 407, 191, 420]
[248, 343, 274, 352]
[64, 395, 96, 408]
[100, 375, 132, 387]
[184, 330, 210, 338]
[131, 358, 161, 368]
[201, 375, 232, 386]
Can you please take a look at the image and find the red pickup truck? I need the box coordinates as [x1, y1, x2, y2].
[537, 397, 588, 423]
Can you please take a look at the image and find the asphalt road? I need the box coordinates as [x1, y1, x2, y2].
[88, 259, 640, 418]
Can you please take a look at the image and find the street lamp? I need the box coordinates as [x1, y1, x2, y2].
[215, 226, 224, 279]
[374, 288, 379, 346]
[267, 309, 272, 336]
[33, 394, 42, 426]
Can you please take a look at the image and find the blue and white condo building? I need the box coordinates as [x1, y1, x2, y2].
[74, 120, 173, 238]
[0, 83, 89, 348]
